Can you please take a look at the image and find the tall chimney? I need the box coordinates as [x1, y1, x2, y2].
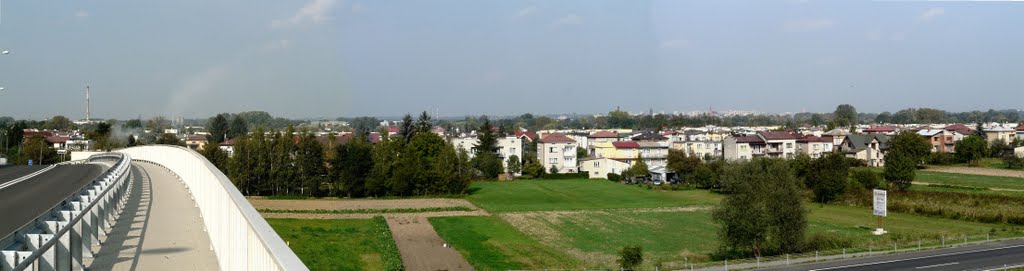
[86, 85, 91, 122]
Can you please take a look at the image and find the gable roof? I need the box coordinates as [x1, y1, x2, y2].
[734, 135, 765, 144]
[864, 125, 898, 133]
[916, 129, 945, 137]
[612, 141, 640, 149]
[631, 132, 668, 141]
[758, 131, 800, 141]
[944, 124, 974, 135]
[538, 133, 576, 144]
[515, 130, 537, 140]
[588, 131, 620, 138]
[843, 134, 890, 151]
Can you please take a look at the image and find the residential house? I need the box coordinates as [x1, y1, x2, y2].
[631, 132, 668, 142]
[1016, 124, 1024, 142]
[537, 133, 577, 173]
[983, 123, 1017, 145]
[722, 135, 764, 161]
[636, 142, 670, 168]
[586, 131, 621, 156]
[796, 135, 833, 158]
[917, 129, 963, 153]
[185, 135, 209, 151]
[757, 131, 801, 158]
[944, 124, 974, 136]
[219, 139, 236, 157]
[841, 134, 889, 167]
[671, 140, 722, 160]
[451, 136, 523, 168]
[823, 128, 850, 151]
[863, 126, 899, 135]
[578, 157, 631, 179]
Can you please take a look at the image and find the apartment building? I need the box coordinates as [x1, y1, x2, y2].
[917, 129, 963, 153]
[537, 133, 578, 173]
[796, 135, 833, 158]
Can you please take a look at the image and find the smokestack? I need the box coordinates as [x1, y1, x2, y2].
[86, 85, 91, 123]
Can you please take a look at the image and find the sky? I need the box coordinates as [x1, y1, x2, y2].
[0, 0, 1022, 120]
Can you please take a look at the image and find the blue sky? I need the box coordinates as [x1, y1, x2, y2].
[0, 1, 1021, 120]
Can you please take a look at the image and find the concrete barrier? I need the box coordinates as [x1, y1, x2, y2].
[116, 145, 307, 271]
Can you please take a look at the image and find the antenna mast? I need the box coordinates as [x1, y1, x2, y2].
[86, 85, 91, 123]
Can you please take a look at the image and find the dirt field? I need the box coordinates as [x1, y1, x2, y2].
[249, 198, 478, 211]
[254, 198, 482, 271]
[924, 166, 1024, 178]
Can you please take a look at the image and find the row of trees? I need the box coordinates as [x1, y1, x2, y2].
[203, 112, 478, 198]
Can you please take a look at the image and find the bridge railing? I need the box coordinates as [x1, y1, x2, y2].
[116, 145, 307, 271]
[1, 152, 133, 271]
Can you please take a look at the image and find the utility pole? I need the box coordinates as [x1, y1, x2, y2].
[85, 85, 91, 123]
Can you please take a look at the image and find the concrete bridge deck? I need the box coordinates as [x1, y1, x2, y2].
[85, 162, 218, 270]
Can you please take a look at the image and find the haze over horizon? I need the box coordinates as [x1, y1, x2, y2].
[1, 1, 1022, 120]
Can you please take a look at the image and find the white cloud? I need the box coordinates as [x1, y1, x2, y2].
[917, 8, 945, 22]
[553, 14, 584, 26]
[515, 6, 538, 18]
[783, 18, 835, 32]
[351, 3, 367, 13]
[75, 10, 90, 19]
[271, 0, 337, 29]
[659, 39, 690, 49]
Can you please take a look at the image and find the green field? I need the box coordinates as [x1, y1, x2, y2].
[267, 217, 402, 271]
[466, 179, 719, 212]
[433, 179, 1019, 269]
[915, 171, 1024, 191]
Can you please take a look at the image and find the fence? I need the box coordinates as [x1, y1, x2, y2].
[116, 145, 307, 271]
[0, 152, 132, 271]
[508, 233, 1024, 271]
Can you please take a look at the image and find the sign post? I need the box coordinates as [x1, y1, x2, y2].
[873, 189, 887, 235]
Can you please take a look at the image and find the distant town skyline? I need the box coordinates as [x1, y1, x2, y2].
[1, 1, 1023, 120]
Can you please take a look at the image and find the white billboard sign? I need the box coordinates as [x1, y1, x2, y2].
[873, 189, 887, 217]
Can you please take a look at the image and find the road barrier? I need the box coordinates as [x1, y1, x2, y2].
[0, 153, 132, 271]
[116, 145, 306, 271]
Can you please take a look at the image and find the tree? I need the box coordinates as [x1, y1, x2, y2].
[607, 108, 635, 128]
[888, 130, 932, 165]
[415, 111, 433, 134]
[954, 135, 989, 165]
[990, 139, 1010, 158]
[20, 136, 58, 165]
[47, 115, 74, 130]
[334, 134, 374, 197]
[155, 133, 184, 146]
[207, 114, 229, 144]
[833, 104, 858, 129]
[399, 113, 415, 143]
[472, 116, 502, 178]
[616, 245, 644, 270]
[199, 141, 229, 171]
[228, 115, 248, 139]
[874, 112, 892, 124]
[576, 147, 588, 159]
[350, 116, 379, 139]
[790, 153, 813, 185]
[549, 164, 559, 174]
[506, 154, 521, 174]
[851, 168, 881, 190]
[624, 154, 650, 182]
[884, 154, 916, 191]
[521, 156, 545, 178]
[713, 158, 806, 257]
[295, 133, 326, 196]
[805, 153, 849, 203]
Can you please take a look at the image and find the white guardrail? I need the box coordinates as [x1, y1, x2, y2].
[1, 153, 132, 271]
[116, 145, 307, 271]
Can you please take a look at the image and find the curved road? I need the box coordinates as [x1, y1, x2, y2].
[0, 164, 105, 239]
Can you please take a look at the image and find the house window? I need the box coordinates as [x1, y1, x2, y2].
[511, 148, 516, 154]
[549, 147, 556, 153]
[786, 143, 793, 148]
[549, 158, 557, 164]
[594, 161, 600, 167]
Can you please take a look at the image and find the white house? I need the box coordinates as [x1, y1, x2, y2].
[796, 135, 834, 158]
[451, 136, 523, 168]
[723, 135, 761, 161]
[537, 133, 578, 173]
[841, 134, 889, 167]
[578, 157, 631, 179]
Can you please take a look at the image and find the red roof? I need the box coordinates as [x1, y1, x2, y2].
[797, 135, 832, 143]
[538, 133, 576, 143]
[45, 136, 70, 144]
[386, 126, 399, 133]
[758, 131, 801, 140]
[588, 131, 619, 138]
[1016, 124, 1024, 131]
[187, 135, 207, 141]
[515, 130, 537, 139]
[219, 138, 236, 146]
[612, 141, 640, 149]
[944, 124, 974, 135]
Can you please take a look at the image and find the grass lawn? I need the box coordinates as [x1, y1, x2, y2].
[915, 171, 1024, 191]
[267, 218, 402, 271]
[430, 216, 579, 270]
[950, 158, 1022, 171]
[467, 179, 720, 212]
[434, 179, 1017, 269]
[865, 167, 1024, 191]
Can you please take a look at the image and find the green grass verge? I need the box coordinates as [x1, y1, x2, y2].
[267, 217, 403, 271]
[259, 206, 474, 214]
[430, 216, 579, 270]
[915, 171, 1024, 191]
[466, 179, 719, 212]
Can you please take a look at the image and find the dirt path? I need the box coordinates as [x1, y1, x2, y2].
[254, 198, 482, 271]
[249, 198, 477, 211]
[387, 216, 473, 271]
[923, 166, 1024, 178]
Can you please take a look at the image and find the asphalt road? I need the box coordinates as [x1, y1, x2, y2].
[764, 239, 1024, 271]
[0, 164, 104, 239]
[0, 165, 46, 184]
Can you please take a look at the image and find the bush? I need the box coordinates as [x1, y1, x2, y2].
[843, 157, 866, 167]
[804, 232, 854, 251]
[617, 245, 644, 270]
[607, 173, 622, 182]
[850, 168, 881, 190]
[927, 152, 956, 165]
[542, 172, 589, 179]
[1003, 156, 1024, 169]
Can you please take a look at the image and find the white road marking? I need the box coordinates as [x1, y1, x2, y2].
[0, 165, 56, 190]
[810, 244, 1024, 271]
[915, 262, 959, 269]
